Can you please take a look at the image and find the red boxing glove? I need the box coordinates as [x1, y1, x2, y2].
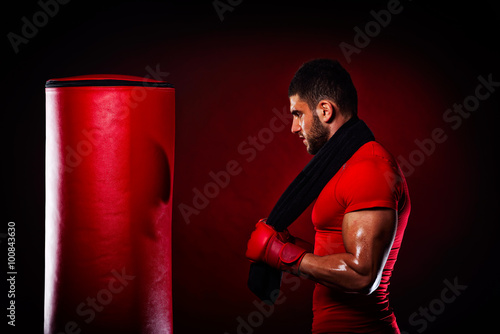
[246, 219, 308, 275]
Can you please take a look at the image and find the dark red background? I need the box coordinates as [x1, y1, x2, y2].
[3, 1, 500, 333]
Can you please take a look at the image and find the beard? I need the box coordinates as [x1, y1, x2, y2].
[304, 112, 330, 155]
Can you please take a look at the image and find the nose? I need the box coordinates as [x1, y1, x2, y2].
[291, 116, 301, 134]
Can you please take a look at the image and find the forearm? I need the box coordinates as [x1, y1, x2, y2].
[298, 252, 378, 294]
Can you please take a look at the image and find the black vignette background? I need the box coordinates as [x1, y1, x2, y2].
[3, 0, 500, 333]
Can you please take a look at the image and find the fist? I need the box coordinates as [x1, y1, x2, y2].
[245, 219, 309, 275]
[245, 220, 278, 262]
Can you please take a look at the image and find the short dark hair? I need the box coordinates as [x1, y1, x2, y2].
[288, 59, 358, 117]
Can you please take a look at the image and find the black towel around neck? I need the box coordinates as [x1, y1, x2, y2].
[247, 116, 375, 303]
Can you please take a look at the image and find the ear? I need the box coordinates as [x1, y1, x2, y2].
[316, 100, 337, 123]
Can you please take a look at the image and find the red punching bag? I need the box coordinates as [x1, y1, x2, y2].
[44, 75, 175, 333]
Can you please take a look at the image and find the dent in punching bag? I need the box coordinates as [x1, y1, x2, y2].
[44, 75, 175, 333]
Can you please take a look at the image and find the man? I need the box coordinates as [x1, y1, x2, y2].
[246, 59, 410, 333]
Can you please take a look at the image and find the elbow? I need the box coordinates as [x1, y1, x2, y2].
[348, 274, 381, 295]
[357, 281, 379, 295]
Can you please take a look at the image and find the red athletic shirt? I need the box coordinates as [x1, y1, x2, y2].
[311, 141, 410, 334]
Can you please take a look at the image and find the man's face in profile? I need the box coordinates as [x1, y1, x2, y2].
[289, 94, 330, 155]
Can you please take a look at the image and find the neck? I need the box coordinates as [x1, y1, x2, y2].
[327, 113, 354, 140]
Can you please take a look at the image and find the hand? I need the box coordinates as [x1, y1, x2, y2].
[245, 220, 278, 263]
[246, 219, 308, 275]
[255, 218, 295, 244]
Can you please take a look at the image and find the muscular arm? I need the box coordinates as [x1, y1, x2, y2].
[298, 208, 397, 294]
